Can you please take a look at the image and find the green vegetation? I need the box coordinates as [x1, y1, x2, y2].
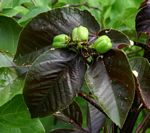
[1, 0, 150, 133]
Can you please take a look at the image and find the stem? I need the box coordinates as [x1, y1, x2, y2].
[136, 112, 150, 133]
[134, 42, 148, 49]
[121, 106, 142, 133]
[112, 123, 118, 133]
[78, 91, 107, 116]
[120, 90, 143, 133]
[54, 112, 89, 133]
[104, 125, 107, 133]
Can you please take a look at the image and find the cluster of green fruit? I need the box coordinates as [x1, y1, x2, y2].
[52, 26, 112, 54]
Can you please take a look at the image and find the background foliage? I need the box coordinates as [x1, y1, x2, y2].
[0, 0, 150, 133]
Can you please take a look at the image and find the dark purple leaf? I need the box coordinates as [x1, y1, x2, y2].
[87, 104, 106, 133]
[23, 49, 86, 117]
[14, 7, 100, 65]
[53, 101, 84, 132]
[136, 4, 150, 46]
[98, 29, 130, 49]
[121, 89, 142, 133]
[134, 42, 150, 62]
[53, 112, 85, 133]
[62, 101, 83, 126]
[86, 50, 135, 128]
[130, 57, 150, 110]
[139, 0, 150, 9]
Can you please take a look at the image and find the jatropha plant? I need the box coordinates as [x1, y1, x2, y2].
[13, 1, 150, 132]
[52, 25, 112, 54]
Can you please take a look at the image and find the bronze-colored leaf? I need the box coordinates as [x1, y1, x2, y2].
[86, 50, 135, 128]
[130, 57, 150, 110]
[23, 49, 86, 117]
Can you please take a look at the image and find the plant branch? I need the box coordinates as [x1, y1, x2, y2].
[134, 41, 149, 49]
[121, 88, 143, 133]
[78, 91, 107, 116]
[112, 123, 118, 133]
[136, 112, 150, 133]
[54, 112, 89, 133]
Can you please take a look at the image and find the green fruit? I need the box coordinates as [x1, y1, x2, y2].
[78, 26, 89, 41]
[72, 27, 78, 42]
[92, 35, 112, 54]
[52, 42, 67, 48]
[52, 34, 70, 48]
[72, 26, 89, 42]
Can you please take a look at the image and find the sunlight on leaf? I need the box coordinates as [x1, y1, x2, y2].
[0, 52, 14, 67]
[0, 67, 24, 107]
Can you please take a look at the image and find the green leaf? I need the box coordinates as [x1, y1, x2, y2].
[0, 51, 14, 67]
[146, 128, 150, 133]
[123, 45, 144, 58]
[14, 7, 100, 65]
[1, 6, 29, 17]
[18, 6, 50, 26]
[0, 52, 24, 107]
[0, 16, 22, 54]
[98, 0, 115, 7]
[40, 116, 55, 133]
[86, 50, 135, 128]
[1, 0, 34, 9]
[0, 95, 45, 133]
[0, 67, 24, 107]
[113, 8, 138, 29]
[23, 49, 86, 117]
[50, 128, 77, 133]
[100, 0, 142, 32]
[33, 0, 51, 6]
[57, 0, 84, 4]
[1, 0, 20, 8]
[130, 57, 150, 109]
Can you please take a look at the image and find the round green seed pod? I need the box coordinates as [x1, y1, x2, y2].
[72, 26, 89, 42]
[72, 27, 78, 42]
[52, 34, 70, 48]
[93, 35, 112, 54]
